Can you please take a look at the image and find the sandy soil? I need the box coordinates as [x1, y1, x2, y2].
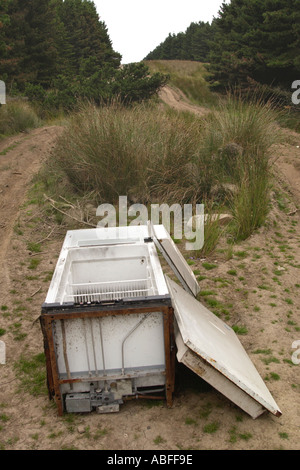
[0, 95, 299, 451]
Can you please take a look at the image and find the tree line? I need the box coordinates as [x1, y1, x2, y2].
[0, 0, 168, 108]
[144, 21, 213, 63]
[145, 0, 300, 98]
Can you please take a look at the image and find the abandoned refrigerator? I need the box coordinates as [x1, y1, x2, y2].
[40, 224, 282, 419]
[40, 225, 177, 415]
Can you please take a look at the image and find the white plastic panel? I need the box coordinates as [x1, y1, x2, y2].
[175, 323, 265, 419]
[166, 276, 282, 418]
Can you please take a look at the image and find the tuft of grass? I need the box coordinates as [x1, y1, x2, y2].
[204, 298, 221, 308]
[261, 356, 280, 365]
[232, 325, 248, 335]
[202, 262, 217, 270]
[199, 402, 213, 419]
[239, 432, 253, 441]
[185, 417, 197, 425]
[228, 425, 252, 443]
[28, 258, 41, 270]
[153, 435, 165, 445]
[198, 290, 216, 297]
[235, 251, 248, 258]
[27, 242, 42, 253]
[253, 348, 272, 355]
[227, 269, 237, 276]
[203, 422, 219, 434]
[0, 413, 9, 423]
[14, 353, 47, 396]
[265, 372, 280, 381]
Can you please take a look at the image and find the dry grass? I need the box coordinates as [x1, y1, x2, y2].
[53, 100, 208, 205]
[0, 100, 41, 137]
[48, 92, 281, 243]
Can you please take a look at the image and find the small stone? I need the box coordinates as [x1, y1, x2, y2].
[77, 425, 85, 434]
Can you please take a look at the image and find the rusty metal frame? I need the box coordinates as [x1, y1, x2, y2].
[40, 304, 175, 416]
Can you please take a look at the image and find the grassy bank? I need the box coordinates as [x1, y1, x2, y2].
[144, 60, 218, 108]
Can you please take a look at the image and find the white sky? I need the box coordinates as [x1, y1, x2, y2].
[94, 1, 228, 64]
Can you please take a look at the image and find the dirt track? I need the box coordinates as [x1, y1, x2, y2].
[0, 94, 299, 450]
[159, 85, 209, 116]
[0, 126, 63, 304]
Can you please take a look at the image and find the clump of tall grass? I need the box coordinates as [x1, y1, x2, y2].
[203, 93, 280, 157]
[53, 100, 211, 205]
[199, 93, 282, 239]
[52, 94, 280, 242]
[231, 170, 270, 240]
[0, 100, 41, 137]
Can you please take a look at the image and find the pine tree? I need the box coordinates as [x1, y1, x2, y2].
[208, 0, 300, 91]
[0, 0, 60, 89]
[0, 0, 10, 58]
[56, 0, 121, 78]
[144, 21, 214, 62]
[22, 0, 59, 87]
[1, 0, 167, 106]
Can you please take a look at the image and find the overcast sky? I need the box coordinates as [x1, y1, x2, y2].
[94, 1, 228, 64]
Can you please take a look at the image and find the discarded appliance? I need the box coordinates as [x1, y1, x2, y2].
[40, 224, 282, 419]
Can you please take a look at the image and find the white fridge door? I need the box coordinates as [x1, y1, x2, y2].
[166, 276, 282, 419]
[150, 223, 200, 297]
